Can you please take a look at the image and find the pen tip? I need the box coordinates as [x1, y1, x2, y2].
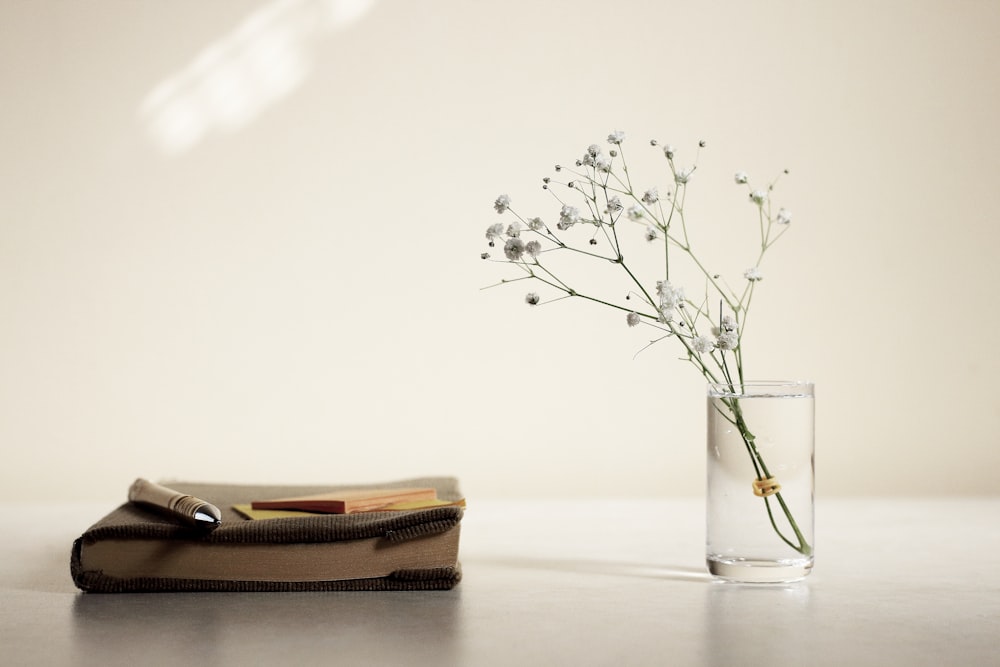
[194, 509, 222, 527]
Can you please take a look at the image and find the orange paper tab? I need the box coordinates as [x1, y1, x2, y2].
[251, 488, 438, 514]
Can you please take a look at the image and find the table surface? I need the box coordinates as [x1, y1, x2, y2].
[2, 497, 998, 666]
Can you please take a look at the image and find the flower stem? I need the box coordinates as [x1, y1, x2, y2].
[485, 137, 806, 557]
[725, 394, 812, 556]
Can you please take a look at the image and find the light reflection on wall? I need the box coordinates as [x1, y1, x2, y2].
[140, 0, 376, 156]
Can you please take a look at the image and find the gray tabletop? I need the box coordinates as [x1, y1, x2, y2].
[2, 497, 998, 666]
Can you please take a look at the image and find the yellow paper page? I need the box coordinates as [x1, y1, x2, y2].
[233, 498, 465, 520]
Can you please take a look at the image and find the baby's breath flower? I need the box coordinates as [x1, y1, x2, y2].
[716, 331, 739, 351]
[656, 280, 685, 311]
[504, 237, 526, 261]
[494, 194, 510, 214]
[481, 133, 803, 557]
[691, 335, 715, 354]
[480, 252, 490, 260]
[557, 205, 580, 229]
[713, 316, 740, 350]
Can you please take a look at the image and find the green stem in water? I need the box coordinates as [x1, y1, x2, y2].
[724, 394, 812, 557]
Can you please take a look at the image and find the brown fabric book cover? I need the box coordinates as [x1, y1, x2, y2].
[71, 477, 463, 593]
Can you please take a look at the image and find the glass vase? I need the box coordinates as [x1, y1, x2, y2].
[706, 381, 815, 583]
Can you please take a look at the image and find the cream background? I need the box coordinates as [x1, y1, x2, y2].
[1, 0, 998, 502]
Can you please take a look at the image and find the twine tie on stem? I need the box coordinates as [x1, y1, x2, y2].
[752, 476, 781, 498]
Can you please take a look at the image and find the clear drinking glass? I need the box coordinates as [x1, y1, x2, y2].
[706, 381, 815, 583]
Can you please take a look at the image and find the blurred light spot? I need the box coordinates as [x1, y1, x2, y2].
[326, 0, 374, 26]
[140, 0, 377, 156]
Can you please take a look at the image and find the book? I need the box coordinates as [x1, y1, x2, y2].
[71, 477, 464, 593]
[250, 487, 439, 514]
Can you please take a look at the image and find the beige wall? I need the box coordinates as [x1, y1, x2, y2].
[2, 0, 998, 501]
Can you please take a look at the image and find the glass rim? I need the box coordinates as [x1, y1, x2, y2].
[707, 380, 814, 396]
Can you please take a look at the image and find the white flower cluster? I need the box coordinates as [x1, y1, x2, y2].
[734, 171, 794, 227]
[656, 281, 685, 323]
[557, 205, 581, 230]
[581, 142, 612, 172]
[481, 131, 806, 556]
[691, 335, 714, 354]
[504, 237, 525, 260]
[494, 194, 510, 214]
[482, 130, 795, 369]
[713, 315, 739, 351]
[674, 167, 694, 185]
[682, 315, 740, 355]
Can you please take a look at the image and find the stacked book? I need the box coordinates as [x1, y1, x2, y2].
[71, 477, 464, 593]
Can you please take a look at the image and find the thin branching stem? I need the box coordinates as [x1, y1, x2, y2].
[482, 135, 808, 555]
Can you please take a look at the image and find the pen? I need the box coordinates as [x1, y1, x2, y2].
[128, 478, 222, 529]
